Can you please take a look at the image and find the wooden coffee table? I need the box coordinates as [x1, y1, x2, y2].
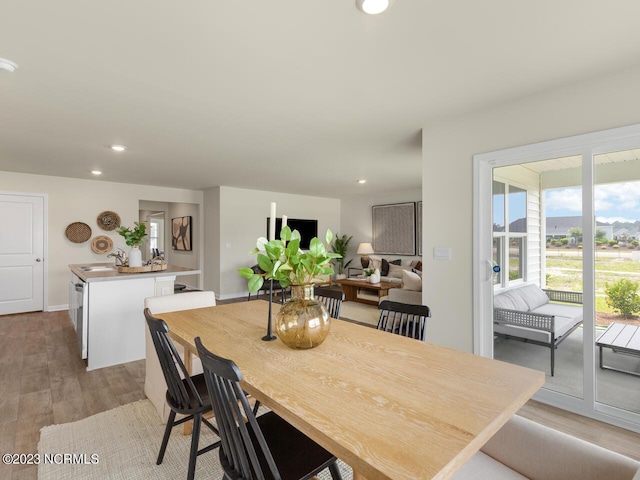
[335, 278, 400, 306]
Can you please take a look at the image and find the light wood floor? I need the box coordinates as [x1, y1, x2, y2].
[1, 307, 640, 480]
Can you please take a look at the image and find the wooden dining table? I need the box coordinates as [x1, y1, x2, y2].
[155, 301, 544, 480]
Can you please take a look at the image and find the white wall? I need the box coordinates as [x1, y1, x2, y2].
[422, 65, 640, 352]
[203, 187, 221, 294]
[0, 172, 202, 309]
[340, 189, 422, 269]
[216, 187, 341, 299]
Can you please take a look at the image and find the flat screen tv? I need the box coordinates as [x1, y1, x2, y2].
[266, 218, 318, 249]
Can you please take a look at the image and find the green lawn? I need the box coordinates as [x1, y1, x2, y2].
[545, 256, 640, 314]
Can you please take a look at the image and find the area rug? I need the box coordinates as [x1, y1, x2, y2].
[38, 399, 353, 480]
[339, 301, 379, 327]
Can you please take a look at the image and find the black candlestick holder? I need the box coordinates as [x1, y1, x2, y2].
[262, 278, 277, 341]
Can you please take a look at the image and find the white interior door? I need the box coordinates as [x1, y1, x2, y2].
[0, 193, 45, 315]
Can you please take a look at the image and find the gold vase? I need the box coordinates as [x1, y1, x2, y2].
[275, 284, 330, 349]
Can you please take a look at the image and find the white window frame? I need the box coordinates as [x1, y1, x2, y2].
[474, 122, 640, 434]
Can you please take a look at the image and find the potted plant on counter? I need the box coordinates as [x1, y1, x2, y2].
[116, 222, 147, 267]
[331, 233, 352, 280]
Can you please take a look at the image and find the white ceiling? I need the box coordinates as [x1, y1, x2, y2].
[3, 1, 640, 198]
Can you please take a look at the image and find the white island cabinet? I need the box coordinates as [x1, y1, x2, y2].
[69, 263, 200, 371]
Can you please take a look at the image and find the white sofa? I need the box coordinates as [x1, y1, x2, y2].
[493, 284, 583, 376]
[144, 291, 216, 421]
[381, 287, 422, 305]
[454, 415, 640, 480]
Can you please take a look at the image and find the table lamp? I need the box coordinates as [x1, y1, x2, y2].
[356, 242, 374, 269]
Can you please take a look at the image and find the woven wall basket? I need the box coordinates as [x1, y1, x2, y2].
[97, 211, 121, 231]
[91, 235, 114, 254]
[65, 222, 92, 243]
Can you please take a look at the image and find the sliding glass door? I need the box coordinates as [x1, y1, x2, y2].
[474, 125, 640, 432]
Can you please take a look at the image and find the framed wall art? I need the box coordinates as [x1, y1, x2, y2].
[171, 216, 192, 251]
[372, 202, 416, 255]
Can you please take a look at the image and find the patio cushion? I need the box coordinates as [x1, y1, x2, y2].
[532, 304, 583, 335]
[494, 293, 517, 310]
[502, 290, 530, 312]
[494, 323, 552, 344]
[518, 284, 550, 311]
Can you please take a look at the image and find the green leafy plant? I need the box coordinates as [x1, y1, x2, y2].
[116, 221, 147, 247]
[363, 268, 375, 277]
[238, 227, 340, 292]
[605, 279, 640, 318]
[331, 233, 353, 275]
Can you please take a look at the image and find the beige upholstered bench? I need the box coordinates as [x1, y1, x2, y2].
[454, 415, 640, 479]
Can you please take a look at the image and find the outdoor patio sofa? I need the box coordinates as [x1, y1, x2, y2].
[494, 283, 583, 376]
[454, 414, 640, 479]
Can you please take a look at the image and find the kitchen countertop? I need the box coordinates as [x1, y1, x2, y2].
[70, 262, 201, 282]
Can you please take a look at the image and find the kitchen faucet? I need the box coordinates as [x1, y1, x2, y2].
[107, 249, 127, 266]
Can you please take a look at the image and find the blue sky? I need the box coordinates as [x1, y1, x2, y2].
[494, 181, 640, 225]
[546, 181, 640, 223]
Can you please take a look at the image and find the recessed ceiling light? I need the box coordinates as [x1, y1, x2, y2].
[356, 0, 392, 15]
[110, 145, 126, 152]
[358, 179, 367, 184]
[0, 58, 18, 73]
[91, 170, 102, 175]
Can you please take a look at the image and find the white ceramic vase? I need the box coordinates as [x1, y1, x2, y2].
[369, 269, 381, 283]
[128, 246, 142, 267]
[335, 273, 347, 280]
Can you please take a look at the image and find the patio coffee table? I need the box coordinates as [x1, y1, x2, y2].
[335, 278, 400, 306]
[596, 322, 640, 376]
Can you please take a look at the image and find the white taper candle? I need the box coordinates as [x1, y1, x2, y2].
[269, 202, 276, 241]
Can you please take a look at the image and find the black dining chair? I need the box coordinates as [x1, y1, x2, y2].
[144, 309, 221, 480]
[313, 286, 345, 319]
[377, 300, 431, 341]
[246, 265, 288, 304]
[194, 336, 343, 480]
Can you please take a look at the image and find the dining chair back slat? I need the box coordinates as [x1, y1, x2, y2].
[145, 309, 220, 480]
[145, 310, 203, 411]
[314, 287, 345, 319]
[378, 300, 431, 341]
[195, 337, 343, 480]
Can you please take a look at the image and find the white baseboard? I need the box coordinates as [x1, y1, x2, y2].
[216, 292, 248, 301]
[47, 304, 69, 312]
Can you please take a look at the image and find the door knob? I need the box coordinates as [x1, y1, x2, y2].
[36, 258, 42, 262]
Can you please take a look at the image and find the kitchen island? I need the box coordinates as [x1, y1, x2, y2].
[69, 262, 200, 371]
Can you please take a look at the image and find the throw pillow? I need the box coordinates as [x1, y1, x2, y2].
[518, 284, 550, 311]
[402, 270, 422, 291]
[390, 259, 402, 266]
[414, 261, 422, 272]
[388, 263, 412, 279]
[381, 258, 390, 276]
